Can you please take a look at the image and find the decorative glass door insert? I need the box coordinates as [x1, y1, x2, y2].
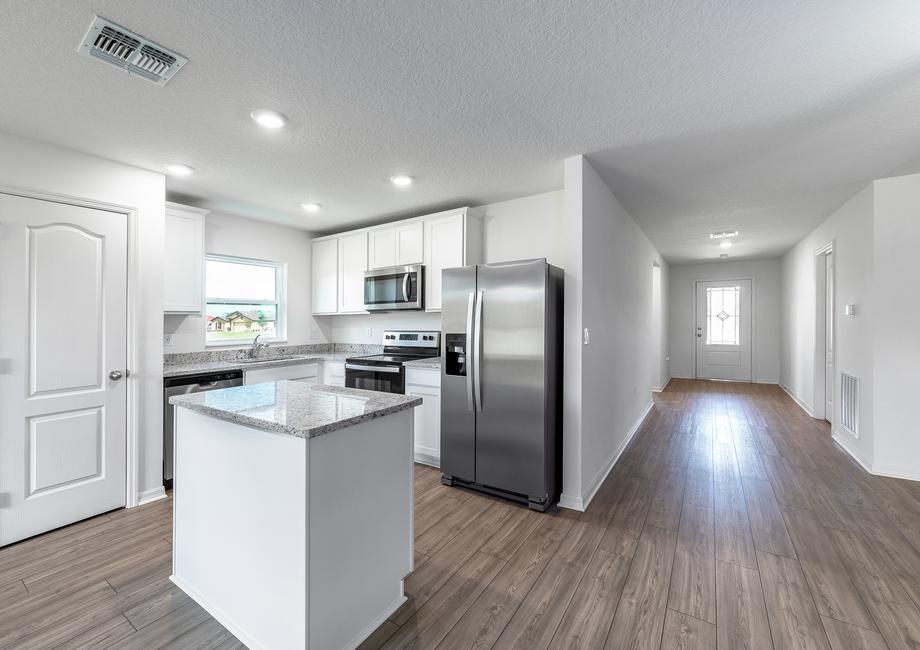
[706, 286, 740, 345]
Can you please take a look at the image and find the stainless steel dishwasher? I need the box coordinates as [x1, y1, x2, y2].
[163, 370, 243, 488]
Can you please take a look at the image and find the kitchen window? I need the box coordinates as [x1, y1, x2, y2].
[205, 255, 286, 345]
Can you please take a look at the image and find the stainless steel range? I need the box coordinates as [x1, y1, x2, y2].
[345, 330, 440, 394]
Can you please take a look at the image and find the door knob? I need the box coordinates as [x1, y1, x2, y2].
[109, 370, 124, 380]
[696, 334, 702, 338]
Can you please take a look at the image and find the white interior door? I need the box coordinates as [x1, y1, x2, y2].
[825, 253, 834, 422]
[0, 194, 128, 546]
[695, 279, 752, 381]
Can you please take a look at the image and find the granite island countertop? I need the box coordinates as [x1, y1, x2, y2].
[169, 381, 421, 438]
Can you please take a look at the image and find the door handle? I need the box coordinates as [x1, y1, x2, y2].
[109, 370, 124, 380]
[473, 290, 483, 413]
[466, 292, 475, 412]
[402, 274, 410, 302]
[345, 363, 401, 373]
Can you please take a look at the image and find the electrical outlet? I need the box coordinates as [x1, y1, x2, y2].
[310, 327, 320, 340]
[367, 327, 373, 340]
[163, 333, 174, 347]
[583, 328, 590, 345]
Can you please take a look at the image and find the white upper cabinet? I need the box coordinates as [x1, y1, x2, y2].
[368, 221, 423, 269]
[311, 207, 480, 315]
[311, 238, 338, 315]
[368, 227, 396, 269]
[338, 231, 368, 313]
[164, 202, 208, 314]
[424, 209, 483, 312]
[396, 221, 424, 265]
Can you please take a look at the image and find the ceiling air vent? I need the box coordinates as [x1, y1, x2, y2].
[78, 17, 187, 86]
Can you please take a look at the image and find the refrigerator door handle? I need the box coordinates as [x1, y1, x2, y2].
[466, 291, 475, 411]
[473, 290, 483, 412]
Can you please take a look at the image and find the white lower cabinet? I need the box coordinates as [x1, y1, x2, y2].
[323, 360, 345, 387]
[405, 368, 441, 467]
[244, 362, 319, 385]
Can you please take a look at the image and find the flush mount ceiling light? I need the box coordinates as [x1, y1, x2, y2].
[719, 240, 733, 249]
[390, 174, 414, 187]
[164, 162, 195, 176]
[709, 230, 739, 240]
[301, 203, 322, 212]
[250, 109, 288, 129]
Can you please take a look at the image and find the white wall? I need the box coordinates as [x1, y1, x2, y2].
[320, 190, 565, 344]
[561, 155, 669, 510]
[0, 131, 165, 502]
[481, 190, 564, 267]
[165, 212, 330, 352]
[669, 259, 781, 383]
[872, 174, 920, 479]
[781, 184, 875, 467]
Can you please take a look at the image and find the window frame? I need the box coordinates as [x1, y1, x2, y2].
[204, 254, 287, 347]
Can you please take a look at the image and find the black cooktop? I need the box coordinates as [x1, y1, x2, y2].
[345, 353, 428, 366]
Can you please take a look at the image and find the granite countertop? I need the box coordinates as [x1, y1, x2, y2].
[163, 353, 349, 378]
[402, 357, 441, 369]
[170, 381, 422, 438]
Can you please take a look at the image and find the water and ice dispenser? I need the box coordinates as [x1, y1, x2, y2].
[444, 333, 467, 376]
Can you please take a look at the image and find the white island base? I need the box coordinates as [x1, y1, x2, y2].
[171, 407, 414, 650]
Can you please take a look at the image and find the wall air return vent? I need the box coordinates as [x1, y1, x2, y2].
[78, 17, 187, 86]
[840, 372, 859, 436]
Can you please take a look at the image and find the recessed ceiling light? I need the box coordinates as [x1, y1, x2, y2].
[719, 240, 733, 249]
[301, 203, 322, 212]
[164, 163, 195, 177]
[390, 174, 414, 187]
[250, 109, 288, 129]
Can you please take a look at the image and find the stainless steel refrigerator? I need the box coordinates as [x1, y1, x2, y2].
[440, 258, 563, 511]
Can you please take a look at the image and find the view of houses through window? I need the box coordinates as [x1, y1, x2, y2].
[205, 256, 284, 344]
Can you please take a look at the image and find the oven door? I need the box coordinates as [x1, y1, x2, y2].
[364, 265, 423, 311]
[345, 363, 406, 394]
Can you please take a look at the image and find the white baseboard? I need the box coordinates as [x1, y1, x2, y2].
[831, 431, 872, 473]
[559, 400, 654, 512]
[670, 374, 693, 380]
[870, 464, 920, 483]
[171, 574, 264, 650]
[344, 592, 407, 650]
[137, 486, 167, 506]
[652, 376, 672, 393]
[413, 449, 440, 469]
[779, 383, 814, 417]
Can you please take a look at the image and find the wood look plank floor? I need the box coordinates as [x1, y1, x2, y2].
[4, 380, 920, 648]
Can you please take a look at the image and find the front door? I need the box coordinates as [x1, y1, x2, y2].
[695, 279, 752, 381]
[0, 194, 128, 546]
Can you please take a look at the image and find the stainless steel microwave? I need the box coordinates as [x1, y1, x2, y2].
[363, 264, 424, 311]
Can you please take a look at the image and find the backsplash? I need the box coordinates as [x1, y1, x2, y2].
[163, 343, 382, 365]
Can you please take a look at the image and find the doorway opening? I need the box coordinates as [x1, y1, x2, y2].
[814, 243, 835, 424]
[652, 262, 663, 390]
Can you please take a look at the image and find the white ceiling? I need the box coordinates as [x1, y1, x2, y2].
[2, 1, 920, 262]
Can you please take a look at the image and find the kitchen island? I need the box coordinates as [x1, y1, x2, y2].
[169, 381, 421, 650]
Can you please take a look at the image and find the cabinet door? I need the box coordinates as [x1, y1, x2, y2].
[368, 227, 396, 270]
[164, 207, 205, 313]
[395, 222, 423, 265]
[338, 231, 368, 313]
[424, 213, 464, 312]
[406, 385, 440, 466]
[312, 239, 338, 314]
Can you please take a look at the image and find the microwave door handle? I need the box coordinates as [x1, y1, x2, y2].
[466, 291, 475, 411]
[473, 290, 483, 412]
[402, 273, 410, 302]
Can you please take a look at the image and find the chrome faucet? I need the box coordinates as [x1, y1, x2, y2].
[251, 334, 270, 359]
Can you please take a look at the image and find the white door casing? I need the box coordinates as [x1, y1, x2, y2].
[0, 194, 128, 546]
[825, 252, 834, 422]
[695, 279, 752, 381]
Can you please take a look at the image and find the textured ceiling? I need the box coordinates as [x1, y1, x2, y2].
[2, 1, 920, 262]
